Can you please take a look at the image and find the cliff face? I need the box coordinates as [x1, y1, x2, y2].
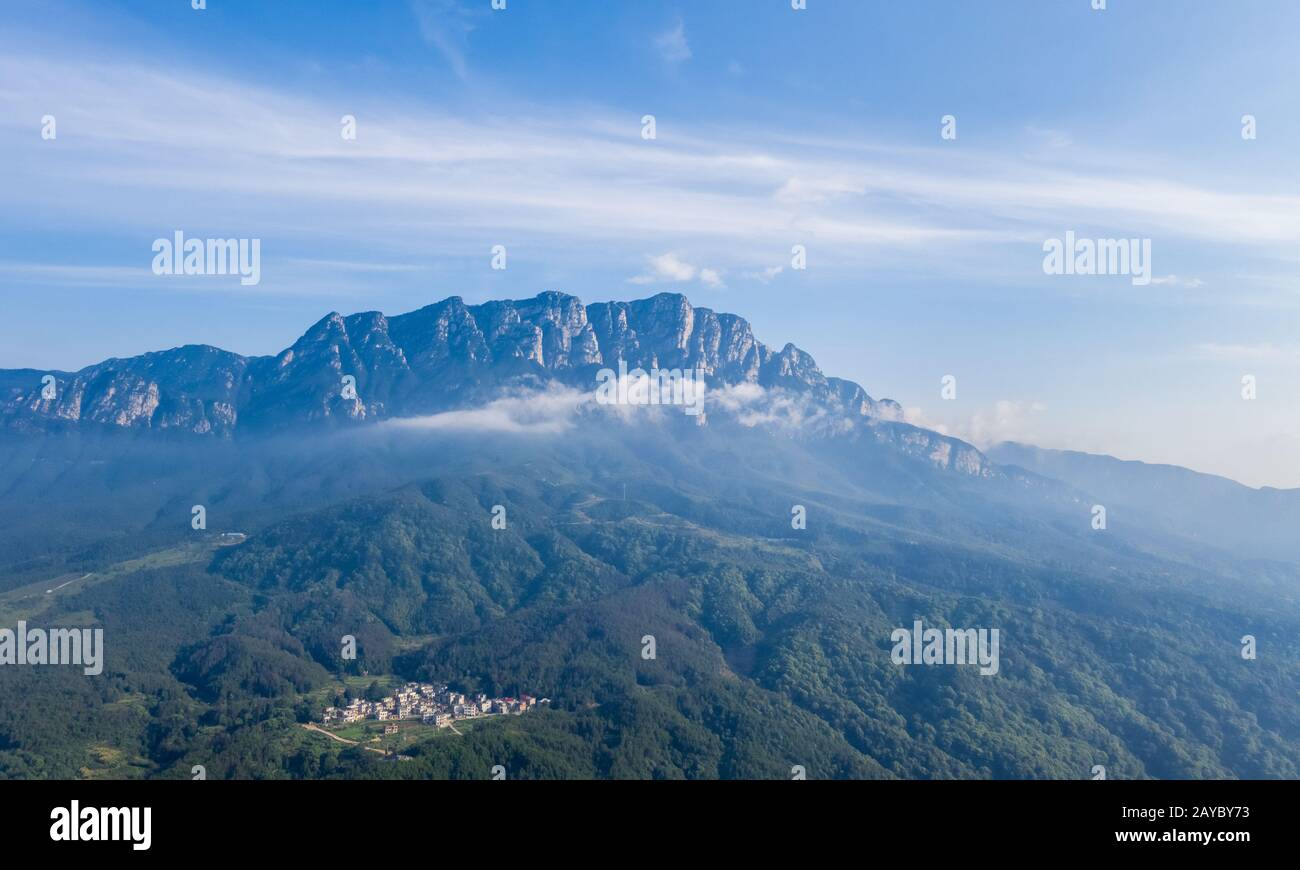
[0, 290, 990, 475]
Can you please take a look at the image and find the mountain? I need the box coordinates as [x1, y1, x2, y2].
[0, 291, 904, 435]
[1, 292, 1297, 780]
[4, 290, 1295, 584]
[989, 442, 1300, 567]
[2, 417, 1295, 780]
[12, 289, 1300, 569]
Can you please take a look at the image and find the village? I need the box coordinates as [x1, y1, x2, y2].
[322, 682, 548, 730]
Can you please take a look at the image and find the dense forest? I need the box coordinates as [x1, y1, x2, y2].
[1, 422, 1295, 780]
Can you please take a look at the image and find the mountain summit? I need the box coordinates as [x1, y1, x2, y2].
[2, 291, 905, 435]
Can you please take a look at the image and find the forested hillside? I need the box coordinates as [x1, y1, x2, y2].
[2, 421, 1294, 779]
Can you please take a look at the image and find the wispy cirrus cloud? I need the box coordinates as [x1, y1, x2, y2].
[654, 19, 692, 69]
[409, 0, 481, 80]
[2, 45, 1299, 299]
[1149, 274, 1205, 288]
[1194, 342, 1300, 363]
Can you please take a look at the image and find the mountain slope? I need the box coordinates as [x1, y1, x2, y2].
[1, 295, 1297, 780]
[6, 426, 1294, 779]
[989, 442, 1300, 567]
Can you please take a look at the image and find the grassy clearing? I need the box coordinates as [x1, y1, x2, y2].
[0, 543, 211, 624]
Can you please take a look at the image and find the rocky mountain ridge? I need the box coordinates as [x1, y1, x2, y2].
[0, 291, 991, 475]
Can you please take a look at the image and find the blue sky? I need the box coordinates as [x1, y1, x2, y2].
[1, 0, 1299, 486]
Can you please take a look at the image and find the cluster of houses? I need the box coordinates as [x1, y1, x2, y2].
[322, 683, 548, 729]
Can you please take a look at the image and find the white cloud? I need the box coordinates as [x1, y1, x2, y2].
[383, 387, 584, 434]
[775, 175, 866, 204]
[630, 253, 725, 289]
[744, 265, 785, 284]
[642, 253, 698, 282]
[0, 257, 415, 298]
[2, 45, 1300, 300]
[708, 382, 847, 432]
[280, 258, 428, 274]
[388, 379, 850, 438]
[654, 19, 692, 68]
[1150, 275, 1205, 288]
[905, 400, 1049, 448]
[1025, 126, 1074, 149]
[1194, 342, 1300, 363]
[710, 382, 767, 412]
[0, 262, 153, 289]
[409, 0, 480, 80]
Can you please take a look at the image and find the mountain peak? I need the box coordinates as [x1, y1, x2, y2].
[1, 290, 906, 442]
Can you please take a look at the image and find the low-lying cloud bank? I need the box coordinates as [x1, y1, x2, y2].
[379, 381, 875, 437]
[382, 387, 588, 435]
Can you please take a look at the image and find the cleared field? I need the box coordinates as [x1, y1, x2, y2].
[0, 542, 211, 624]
